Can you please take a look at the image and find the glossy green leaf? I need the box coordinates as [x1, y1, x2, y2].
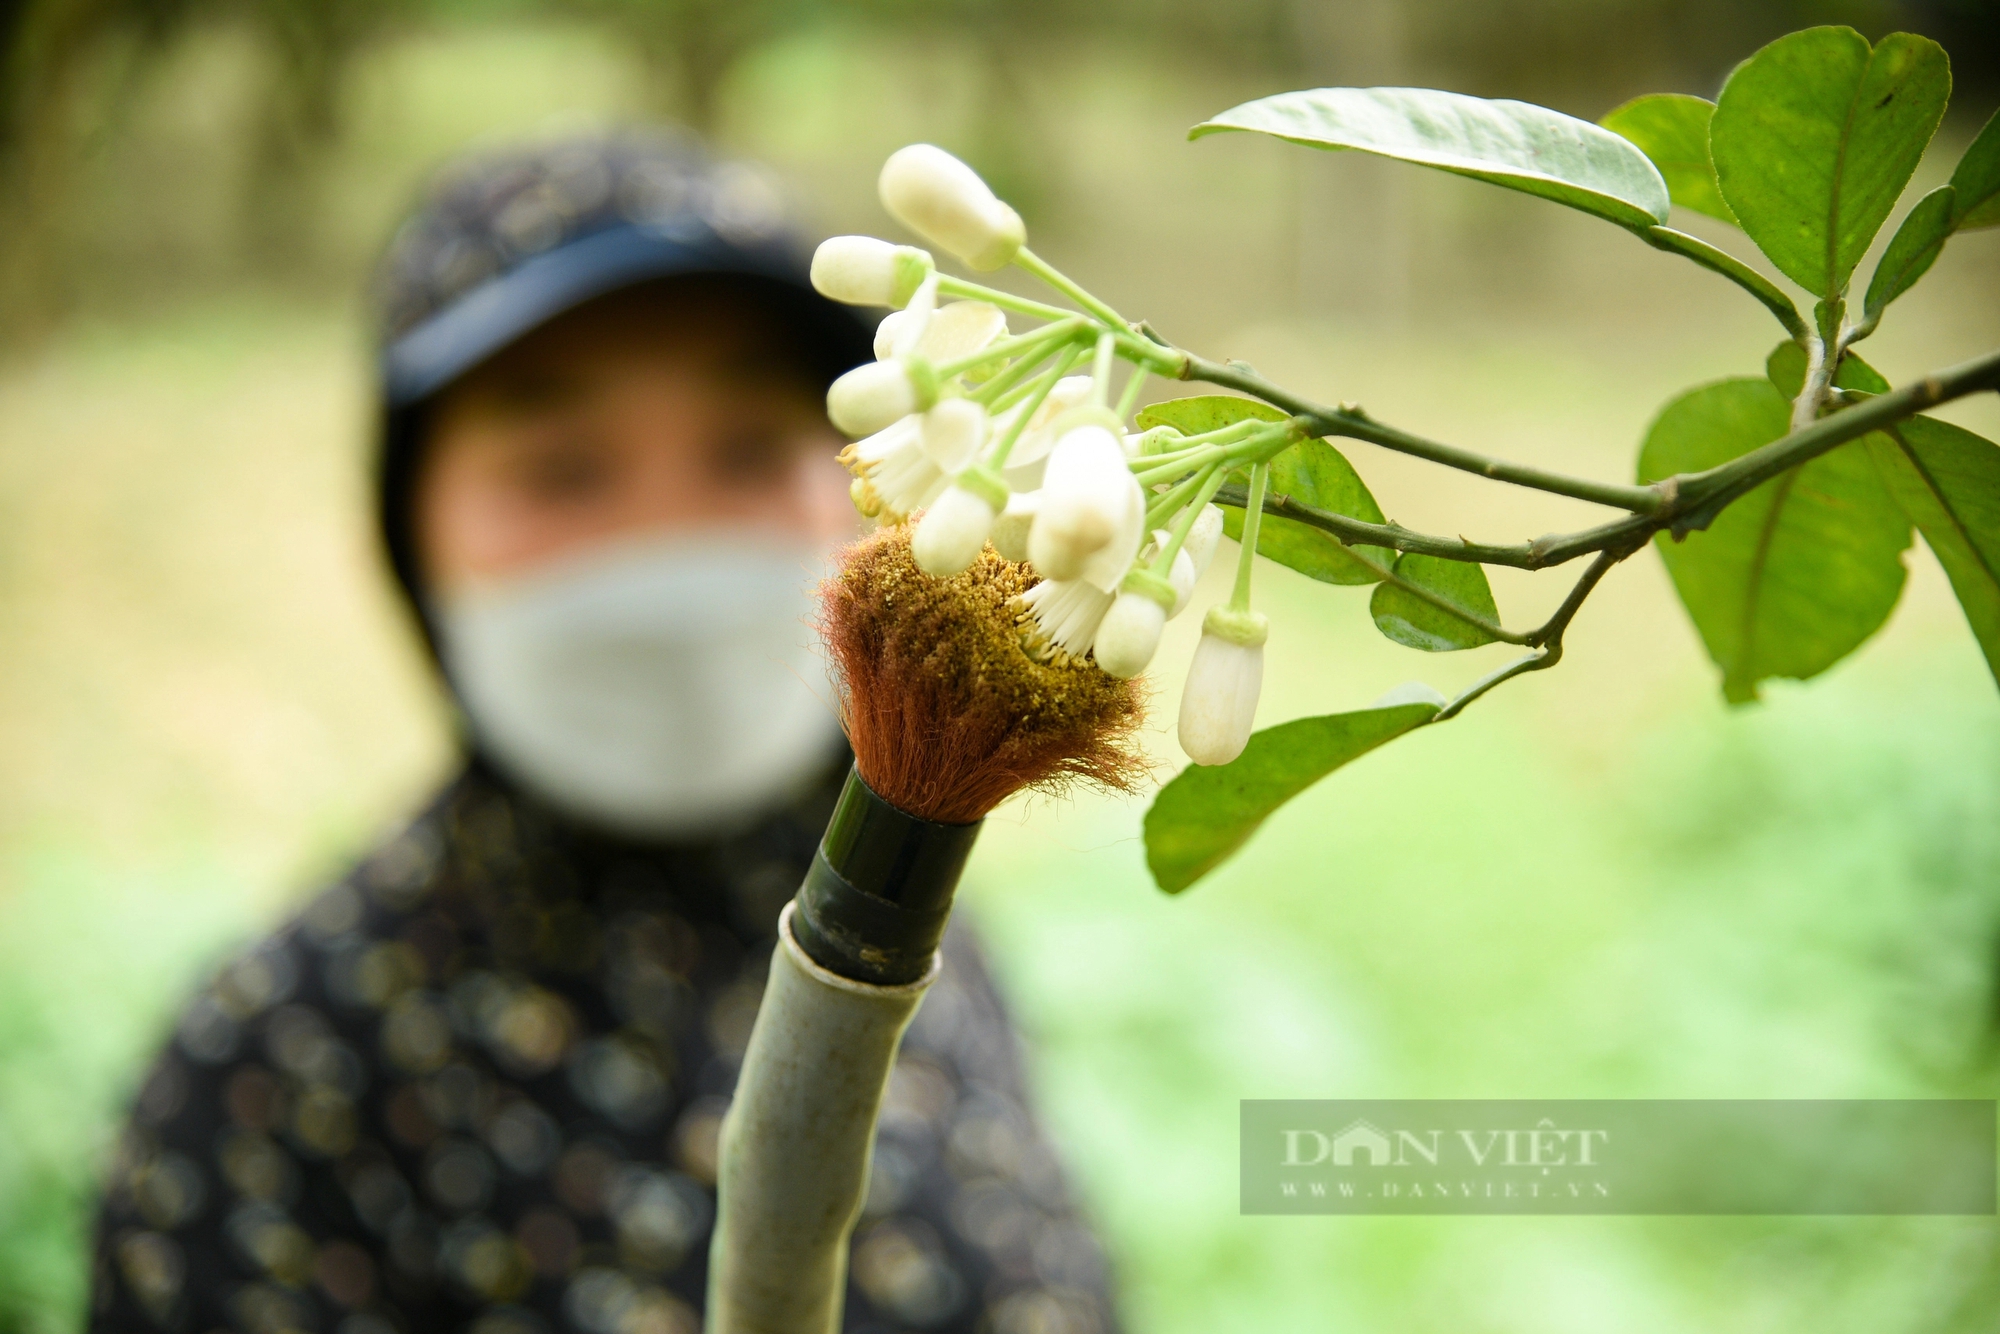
[1864, 185, 1956, 320]
[1193, 86, 1669, 229]
[1144, 700, 1440, 893]
[1134, 394, 1288, 437]
[1368, 553, 1502, 651]
[1765, 340, 1890, 397]
[1217, 440, 1394, 585]
[1600, 93, 1737, 224]
[1865, 417, 2000, 689]
[1638, 378, 1911, 703]
[1949, 105, 2000, 230]
[1710, 27, 1951, 299]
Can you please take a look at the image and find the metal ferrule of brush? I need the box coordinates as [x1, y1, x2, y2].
[790, 764, 982, 986]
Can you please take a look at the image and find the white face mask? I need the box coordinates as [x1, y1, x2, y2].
[432, 531, 844, 841]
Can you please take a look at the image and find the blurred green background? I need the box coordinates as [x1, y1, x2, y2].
[1, 0, 1998, 1330]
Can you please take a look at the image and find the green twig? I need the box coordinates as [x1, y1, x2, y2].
[1432, 647, 1562, 722]
[1011, 248, 1135, 333]
[934, 275, 1078, 323]
[1181, 353, 1667, 513]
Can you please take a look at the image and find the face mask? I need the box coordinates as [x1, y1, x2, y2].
[433, 531, 844, 840]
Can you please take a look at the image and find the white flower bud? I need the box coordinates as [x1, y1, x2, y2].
[873, 310, 912, 362]
[1093, 577, 1173, 679]
[1184, 504, 1226, 577]
[811, 236, 933, 307]
[989, 489, 1040, 563]
[1162, 539, 1199, 619]
[920, 398, 987, 473]
[1178, 626, 1266, 766]
[879, 144, 1026, 271]
[827, 359, 937, 438]
[1030, 421, 1143, 584]
[912, 483, 998, 577]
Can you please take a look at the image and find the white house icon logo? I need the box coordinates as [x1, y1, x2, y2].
[1331, 1119, 1394, 1166]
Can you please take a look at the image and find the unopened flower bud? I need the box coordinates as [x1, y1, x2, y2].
[873, 310, 911, 362]
[1030, 418, 1143, 585]
[879, 144, 1026, 272]
[919, 398, 988, 473]
[1161, 539, 1199, 619]
[1093, 571, 1176, 678]
[1184, 504, 1226, 577]
[811, 236, 934, 307]
[1178, 608, 1269, 766]
[912, 480, 1000, 577]
[989, 490, 1039, 563]
[827, 358, 939, 438]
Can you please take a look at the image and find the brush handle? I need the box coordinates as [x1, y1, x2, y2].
[707, 903, 937, 1334]
[791, 764, 982, 986]
[706, 770, 982, 1333]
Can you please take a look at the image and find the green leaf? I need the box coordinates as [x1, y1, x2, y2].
[1637, 378, 1911, 702]
[1600, 93, 1737, 224]
[1710, 27, 1951, 300]
[1134, 394, 1288, 437]
[1144, 700, 1440, 893]
[1217, 440, 1394, 585]
[1368, 554, 1502, 651]
[1949, 105, 2000, 230]
[1764, 340, 1890, 397]
[1864, 185, 1956, 320]
[1864, 417, 2000, 689]
[1193, 86, 1669, 229]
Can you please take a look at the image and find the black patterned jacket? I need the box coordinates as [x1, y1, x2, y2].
[89, 762, 1120, 1334]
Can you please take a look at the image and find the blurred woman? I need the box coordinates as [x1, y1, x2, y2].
[90, 132, 1120, 1334]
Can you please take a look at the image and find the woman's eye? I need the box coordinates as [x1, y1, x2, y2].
[513, 438, 618, 501]
[710, 423, 799, 484]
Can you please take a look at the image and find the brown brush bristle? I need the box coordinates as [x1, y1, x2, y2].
[818, 524, 1149, 824]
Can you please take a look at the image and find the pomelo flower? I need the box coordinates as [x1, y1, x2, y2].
[874, 300, 1009, 368]
[988, 489, 1040, 564]
[919, 397, 988, 473]
[1092, 570, 1176, 679]
[878, 144, 1025, 272]
[810, 236, 933, 308]
[912, 482, 1000, 577]
[994, 376, 1092, 491]
[1015, 577, 1115, 660]
[841, 417, 946, 520]
[1028, 418, 1144, 585]
[1178, 607, 1268, 766]
[827, 358, 939, 438]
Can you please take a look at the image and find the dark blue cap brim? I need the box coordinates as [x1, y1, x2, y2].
[381, 221, 868, 407]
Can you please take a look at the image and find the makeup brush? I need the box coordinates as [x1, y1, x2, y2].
[819, 521, 1148, 826]
[708, 529, 1147, 1334]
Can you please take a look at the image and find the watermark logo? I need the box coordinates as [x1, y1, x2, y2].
[1241, 1100, 1996, 1215]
